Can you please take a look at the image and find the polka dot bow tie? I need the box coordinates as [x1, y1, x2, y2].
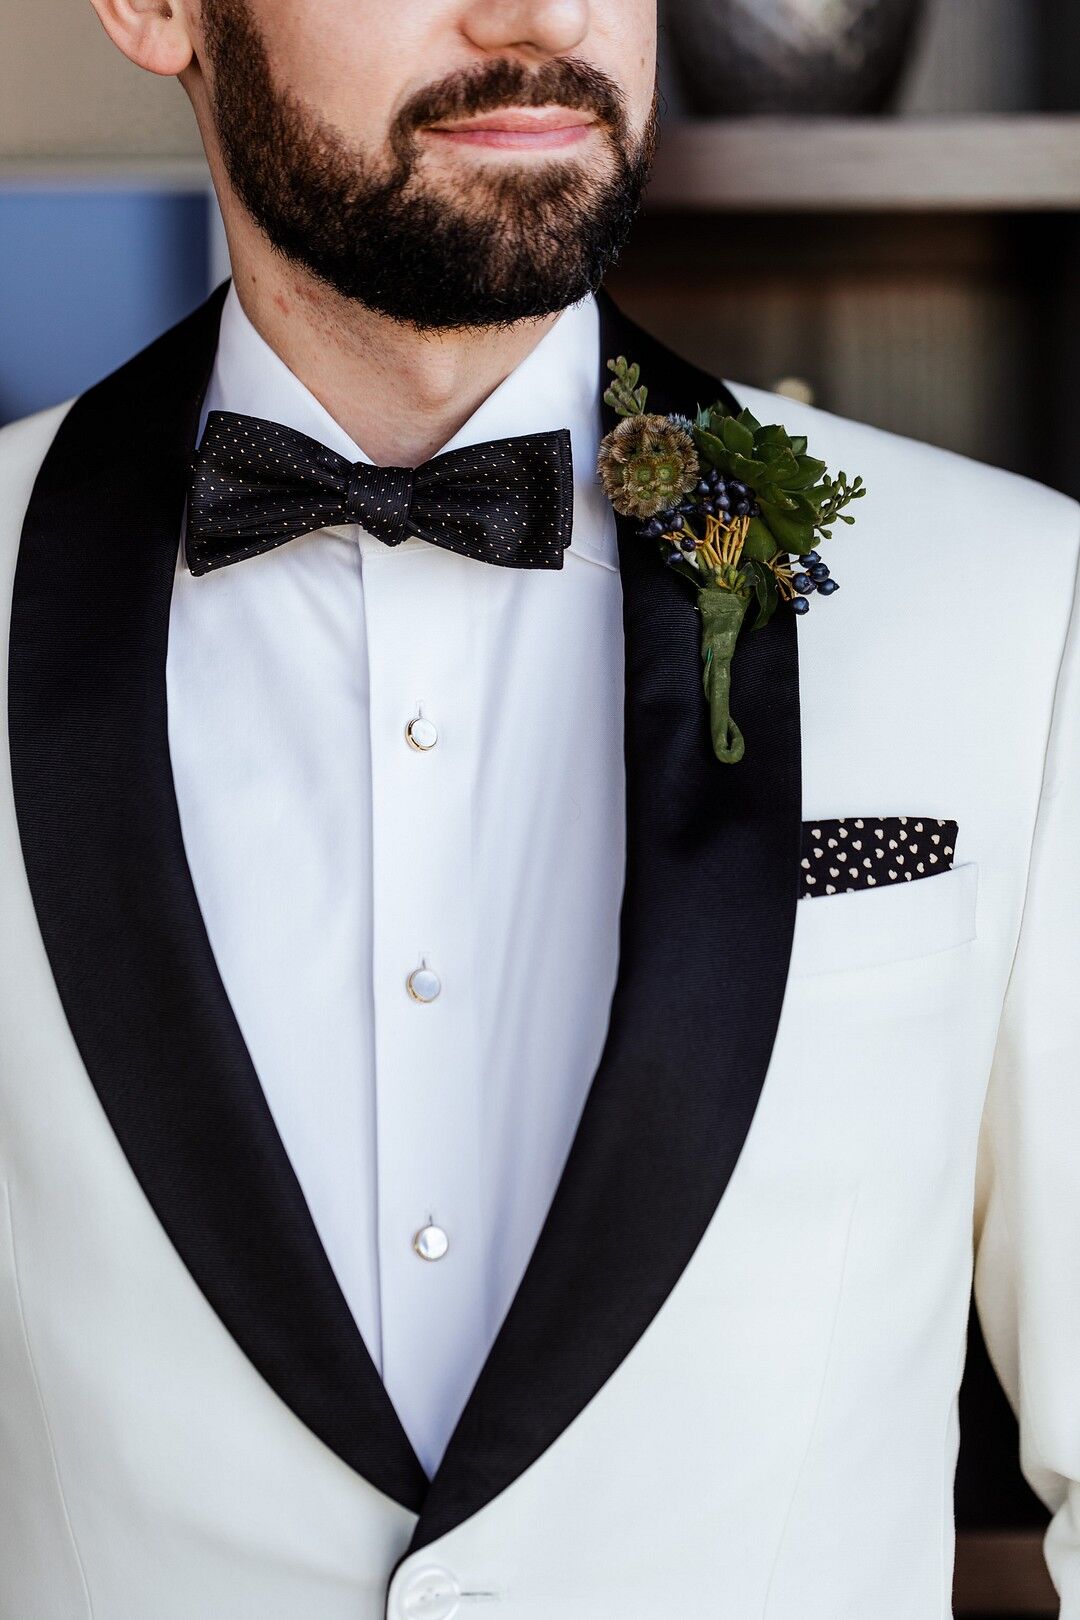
[186, 411, 575, 577]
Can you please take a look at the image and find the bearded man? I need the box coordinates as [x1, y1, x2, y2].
[1, 3, 1079, 1617]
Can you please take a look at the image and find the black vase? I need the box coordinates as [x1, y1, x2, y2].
[666, 0, 927, 117]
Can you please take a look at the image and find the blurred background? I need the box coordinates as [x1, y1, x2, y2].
[2, 1, 1078, 1611]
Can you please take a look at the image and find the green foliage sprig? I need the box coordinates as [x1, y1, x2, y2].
[603, 357, 649, 419]
[816, 470, 866, 538]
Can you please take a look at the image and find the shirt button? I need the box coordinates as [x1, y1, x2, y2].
[413, 1225, 450, 1263]
[407, 965, 441, 1003]
[397, 1566, 461, 1619]
[406, 715, 439, 751]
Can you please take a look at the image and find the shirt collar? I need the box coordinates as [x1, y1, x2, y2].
[203, 285, 617, 572]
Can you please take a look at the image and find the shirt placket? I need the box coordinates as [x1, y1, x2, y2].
[360, 536, 484, 1474]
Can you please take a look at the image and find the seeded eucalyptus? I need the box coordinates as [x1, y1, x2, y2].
[598, 356, 867, 764]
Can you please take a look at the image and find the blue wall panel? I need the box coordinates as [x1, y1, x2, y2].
[0, 189, 210, 425]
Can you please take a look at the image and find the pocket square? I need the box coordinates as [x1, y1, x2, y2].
[800, 818, 958, 898]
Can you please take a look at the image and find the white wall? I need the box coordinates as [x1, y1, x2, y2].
[0, 0, 201, 160]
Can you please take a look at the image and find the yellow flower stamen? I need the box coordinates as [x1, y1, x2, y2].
[770, 557, 798, 602]
[659, 511, 756, 592]
[696, 513, 749, 576]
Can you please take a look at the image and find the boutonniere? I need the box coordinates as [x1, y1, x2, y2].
[598, 358, 867, 764]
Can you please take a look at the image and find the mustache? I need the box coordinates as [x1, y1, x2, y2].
[393, 57, 631, 147]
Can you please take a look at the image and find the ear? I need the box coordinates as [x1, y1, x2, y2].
[88, 0, 195, 76]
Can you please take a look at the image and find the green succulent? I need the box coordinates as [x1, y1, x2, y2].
[692, 406, 865, 562]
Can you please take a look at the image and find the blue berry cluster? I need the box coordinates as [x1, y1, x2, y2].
[790, 551, 840, 616]
[694, 467, 763, 522]
[639, 468, 764, 567]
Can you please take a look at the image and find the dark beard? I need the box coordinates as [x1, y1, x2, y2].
[202, 0, 657, 331]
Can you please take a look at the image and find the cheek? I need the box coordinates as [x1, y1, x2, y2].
[593, 1, 657, 130]
[257, 0, 424, 147]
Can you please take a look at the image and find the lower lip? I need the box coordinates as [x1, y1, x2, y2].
[424, 123, 596, 152]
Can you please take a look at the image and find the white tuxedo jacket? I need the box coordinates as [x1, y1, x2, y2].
[1, 292, 1079, 1619]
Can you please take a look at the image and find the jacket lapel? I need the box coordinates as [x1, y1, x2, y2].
[7, 286, 427, 1513]
[409, 295, 803, 1549]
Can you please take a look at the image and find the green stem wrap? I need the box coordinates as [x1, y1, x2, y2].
[697, 587, 749, 765]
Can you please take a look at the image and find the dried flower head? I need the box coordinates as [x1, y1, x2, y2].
[597, 414, 700, 520]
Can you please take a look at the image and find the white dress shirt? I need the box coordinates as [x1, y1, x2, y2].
[165, 288, 625, 1476]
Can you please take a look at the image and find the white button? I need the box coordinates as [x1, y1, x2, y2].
[407, 965, 441, 1003]
[406, 715, 439, 751]
[413, 1224, 449, 1262]
[398, 1566, 461, 1620]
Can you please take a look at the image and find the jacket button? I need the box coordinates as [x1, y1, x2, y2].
[397, 1565, 461, 1619]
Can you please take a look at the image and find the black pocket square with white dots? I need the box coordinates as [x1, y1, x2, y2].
[800, 818, 958, 898]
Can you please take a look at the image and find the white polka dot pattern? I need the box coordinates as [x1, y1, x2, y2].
[186, 410, 575, 576]
[799, 817, 958, 898]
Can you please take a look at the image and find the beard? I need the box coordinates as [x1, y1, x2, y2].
[202, 0, 658, 331]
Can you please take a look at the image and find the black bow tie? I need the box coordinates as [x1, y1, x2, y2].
[185, 411, 575, 577]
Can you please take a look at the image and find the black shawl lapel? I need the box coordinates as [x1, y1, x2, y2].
[409, 295, 803, 1549]
[7, 287, 427, 1513]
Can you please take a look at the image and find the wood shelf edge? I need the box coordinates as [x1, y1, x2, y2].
[647, 115, 1080, 213]
[3, 116, 1080, 215]
[0, 158, 211, 189]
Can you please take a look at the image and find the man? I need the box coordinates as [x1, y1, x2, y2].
[1, 1, 1078, 1616]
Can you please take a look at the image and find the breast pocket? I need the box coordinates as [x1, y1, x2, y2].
[787, 862, 979, 979]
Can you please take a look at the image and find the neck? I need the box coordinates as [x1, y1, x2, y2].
[226, 214, 562, 468]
